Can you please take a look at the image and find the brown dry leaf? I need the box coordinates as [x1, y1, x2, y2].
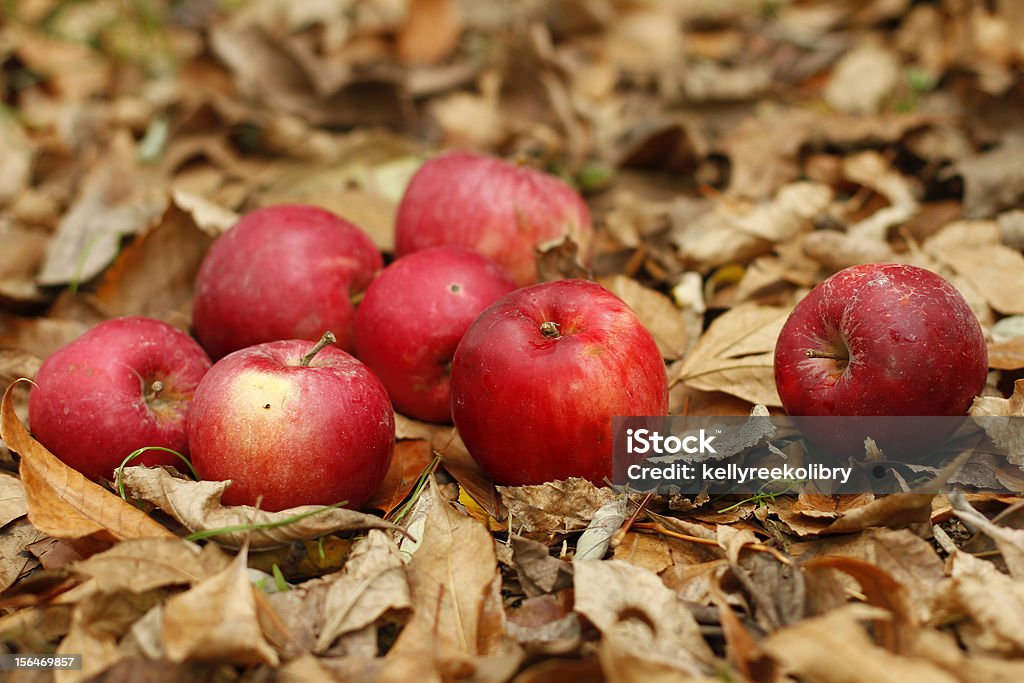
[255, 144, 419, 253]
[0, 473, 26, 542]
[969, 378, 1024, 468]
[397, 0, 463, 65]
[763, 604, 958, 683]
[611, 532, 673, 575]
[708, 574, 764, 682]
[315, 530, 411, 653]
[71, 538, 229, 594]
[956, 134, 1024, 219]
[0, 222, 48, 308]
[506, 594, 580, 651]
[118, 466, 396, 549]
[38, 132, 169, 287]
[0, 316, 91, 361]
[386, 477, 513, 675]
[802, 230, 898, 272]
[775, 493, 876, 537]
[209, 22, 316, 121]
[573, 560, 714, 676]
[0, 113, 32, 205]
[511, 535, 574, 597]
[803, 555, 913, 651]
[599, 630, 723, 683]
[0, 384, 175, 553]
[366, 439, 435, 515]
[824, 38, 902, 115]
[0, 518, 44, 594]
[278, 653, 348, 683]
[435, 428, 503, 520]
[459, 486, 505, 532]
[925, 220, 1024, 315]
[937, 550, 1024, 655]
[10, 23, 110, 100]
[724, 109, 936, 200]
[843, 150, 920, 241]
[796, 528, 944, 624]
[908, 627, 1024, 683]
[988, 335, 1024, 370]
[170, 188, 240, 236]
[823, 494, 934, 534]
[672, 183, 832, 270]
[597, 275, 687, 360]
[393, 415, 501, 517]
[92, 203, 215, 322]
[0, 348, 42, 447]
[950, 491, 1024, 578]
[675, 304, 787, 406]
[163, 544, 280, 666]
[0, 347, 43, 386]
[56, 591, 161, 683]
[499, 478, 616, 534]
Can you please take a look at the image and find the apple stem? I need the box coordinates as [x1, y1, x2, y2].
[144, 380, 164, 402]
[805, 349, 849, 361]
[540, 321, 561, 339]
[300, 331, 337, 366]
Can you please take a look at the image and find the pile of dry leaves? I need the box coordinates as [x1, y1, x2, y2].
[3, 1, 1024, 681]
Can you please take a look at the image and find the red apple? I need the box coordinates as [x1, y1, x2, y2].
[28, 317, 212, 481]
[188, 334, 394, 511]
[354, 246, 517, 423]
[394, 151, 593, 286]
[773, 262, 988, 457]
[450, 279, 668, 485]
[192, 204, 382, 360]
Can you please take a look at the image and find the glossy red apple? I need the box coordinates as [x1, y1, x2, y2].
[394, 151, 593, 286]
[354, 246, 517, 423]
[188, 333, 394, 511]
[773, 263, 988, 457]
[192, 204, 382, 360]
[450, 279, 668, 485]
[28, 317, 212, 481]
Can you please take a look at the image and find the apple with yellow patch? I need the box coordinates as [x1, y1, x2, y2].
[188, 333, 394, 511]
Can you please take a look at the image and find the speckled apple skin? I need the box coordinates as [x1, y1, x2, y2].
[192, 204, 382, 360]
[773, 263, 988, 457]
[394, 151, 593, 286]
[188, 339, 394, 512]
[354, 246, 517, 423]
[28, 317, 212, 481]
[450, 279, 668, 486]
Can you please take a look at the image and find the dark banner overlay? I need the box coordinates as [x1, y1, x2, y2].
[612, 415, 1024, 495]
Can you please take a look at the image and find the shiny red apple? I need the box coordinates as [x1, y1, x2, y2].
[28, 317, 212, 481]
[192, 204, 381, 360]
[354, 246, 517, 423]
[188, 334, 394, 511]
[394, 151, 593, 286]
[450, 279, 668, 485]
[773, 262, 988, 457]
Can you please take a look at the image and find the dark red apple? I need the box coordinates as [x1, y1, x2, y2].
[192, 204, 382, 360]
[354, 246, 517, 423]
[449, 279, 668, 485]
[28, 317, 212, 481]
[188, 334, 394, 511]
[773, 262, 988, 457]
[394, 151, 593, 286]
